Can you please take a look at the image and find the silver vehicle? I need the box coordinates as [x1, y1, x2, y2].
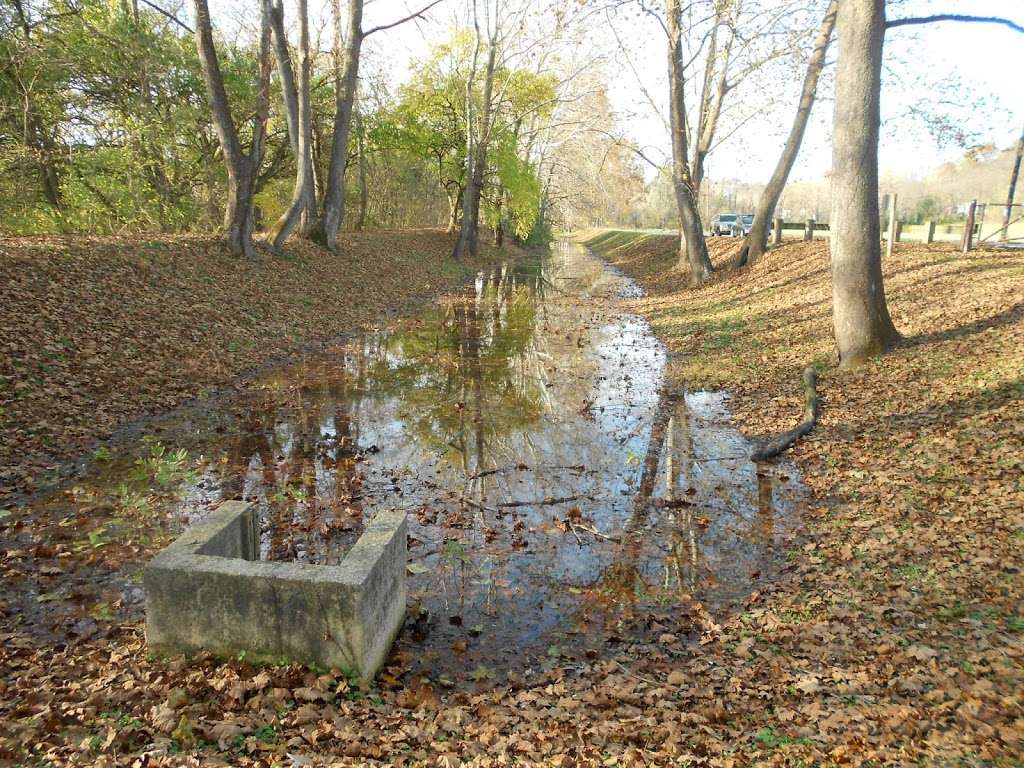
[710, 212, 738, 236]
[728, 213, 754, 237]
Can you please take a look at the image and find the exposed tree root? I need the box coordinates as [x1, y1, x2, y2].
[751, 366, 819, 461]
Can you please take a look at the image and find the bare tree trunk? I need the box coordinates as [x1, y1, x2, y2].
[355, 108, 368, 230]
[315, 0, 363, 252]
[667, 0, 713, 286]
[446, 188, 460, 233]
[192, 0, 269, 258]
[453, 14, 496, 262]
[736, 0, 837, 268]
[493, 195, 504, 247]
[267, 0, 315, 249]
[266, 0, 298, 156]
[690, 2, 734, 193]
[28, 116, 63, 210]
[12, 0, 64, 212]
[829, 0, 899, 366]
[1002, 123, 1024, 242]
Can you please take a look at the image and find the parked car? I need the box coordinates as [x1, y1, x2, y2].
[710, 213, 737, 236]
[729, 213, 754, 237]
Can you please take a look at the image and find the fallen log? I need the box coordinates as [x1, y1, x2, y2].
[751, 366, 820, 461]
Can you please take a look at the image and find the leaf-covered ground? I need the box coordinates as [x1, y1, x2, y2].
[0, 231, 492, 503]
[1, 231, 1022, 767]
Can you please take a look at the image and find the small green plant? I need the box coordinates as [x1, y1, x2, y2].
[133, 438, 194, 488]
[253, 725, 278, 743]
[441, 538, 470, 565]
[896, 563, 927, 581]
[272, 484, 307, 503]
[753, 726, 814, 750]
[87, 528, 111, 548]
[90, 601, 115, 621]
[93, 446, 113, 463]
[116, 483, 151, 515]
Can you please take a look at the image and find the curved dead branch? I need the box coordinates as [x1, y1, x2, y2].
[751, 366, 819, 462]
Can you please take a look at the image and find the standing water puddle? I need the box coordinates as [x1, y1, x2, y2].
[4, 241, 802, 682]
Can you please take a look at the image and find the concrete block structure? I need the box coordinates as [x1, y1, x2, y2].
[144, 501, 407, 680]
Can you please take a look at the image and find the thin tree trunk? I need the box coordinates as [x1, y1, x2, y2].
[446, 187, 460, 233]
[736, 0, 837, 268]
[267, 0, 299, 156]
[192, 0, 269, 257]
[193, 0, 245, 255]
[355, 108, 368, 230]
[494, 195, 504, 247]
[667, 0, 713, 286]
[690, 3, 733, 193]
[267, 0, 315, 249]
[1001, 123, 1024, 242]
[829, 0, 899, 366]
[12, 0, 63, 211]
[315, 0, 363, 252]
[454, 4, 493, 264]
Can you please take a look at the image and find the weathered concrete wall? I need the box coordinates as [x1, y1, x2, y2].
[145, 501, 406, 680]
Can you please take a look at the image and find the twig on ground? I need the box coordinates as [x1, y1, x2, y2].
[613, 660, 659, 687]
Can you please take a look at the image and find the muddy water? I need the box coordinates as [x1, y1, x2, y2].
[3, 241, 802, 682]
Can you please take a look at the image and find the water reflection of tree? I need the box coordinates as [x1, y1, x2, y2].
[208, 255, 555, 565]
[216, 363, 367, 564]
[357, 260, 547, 478]
[593, 389, 777, 604]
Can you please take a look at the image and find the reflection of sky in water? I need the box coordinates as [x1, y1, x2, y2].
[159, 241, 803, 678]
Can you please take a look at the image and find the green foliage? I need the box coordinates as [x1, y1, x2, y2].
[0, 11, 553, 240]
[0, 0, 273, 234]
[393, 30, 556, 241]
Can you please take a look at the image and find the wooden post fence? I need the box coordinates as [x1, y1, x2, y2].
[773, 217, 783, 246]
[804, 218, 815, 241]
[924, 220, 936, 244]
[961, 200, 977, 253]
[885, 193, 898, 258]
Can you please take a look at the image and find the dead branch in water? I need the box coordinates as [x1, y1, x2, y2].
[498, 495, 583, 508]
[751, 366, 820, 461]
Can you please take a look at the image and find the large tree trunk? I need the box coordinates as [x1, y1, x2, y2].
[192, 0, 269, 258]
[829, 0, 899, 366]
[667, 0, 713, 286]
[267, 0, 316, 249]
[1002, 123, 1024, 242]
[315, 0, 363, 252]
[453, 27, 496, 262]
[736, 0, 837, 268]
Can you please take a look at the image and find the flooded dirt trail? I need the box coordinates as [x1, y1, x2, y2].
[1, 241, 803, 684]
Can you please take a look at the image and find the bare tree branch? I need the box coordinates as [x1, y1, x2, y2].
[886, 14, 1024, 35]
[139, 0, 193, 33]
[362, 0, 445, 38]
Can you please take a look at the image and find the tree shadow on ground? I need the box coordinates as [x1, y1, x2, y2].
[833, 376, 1022, 439]
[891, 259, 1023, 298]
[898, 302, 1023, 349]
